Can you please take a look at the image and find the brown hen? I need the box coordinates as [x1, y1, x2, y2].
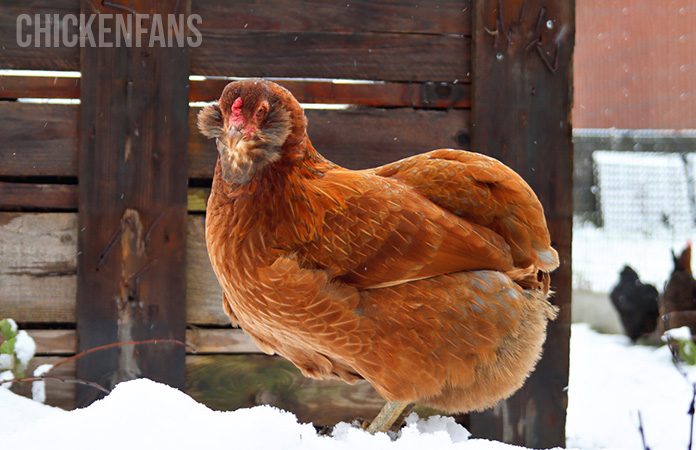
[197, 79, 559, 433]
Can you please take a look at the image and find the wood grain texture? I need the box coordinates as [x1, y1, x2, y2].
[0, 182, 77, 211]
[194, 0, 471, 35]
[27, 328, 263, 355]
[0, 0, 80, 71]
[2, 103, 469, 179]
[76, 0, 190, 406]
[0, 75, 471, 108]
[192, 78, 472, 108]
[0, 102, 78, 177]
[468, 0, 574, 446]
[191, 31, 470, 82]
[1, 213, 227, 326]
[0, 75, 80, 99]
[186, 214, 226, 324]
[0, 213, 77, 323]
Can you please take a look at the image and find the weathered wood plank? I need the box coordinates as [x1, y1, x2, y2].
[194, 0, 471, 36]
[76, 0, 190, 406]
[0, 75, 471, 109]
[0, 213, 227, 326]
[186, 215, 226, 324]
[468, 1, 574, 447]
[27, 328, 263, 355]
[27, 330, 77, 355]
[192, 78, 471, 108]
[0, 75, 80, 99]
[0, 0, 81, 71]
[190, 107, 472, 177]
[0, 184, 206, 212]
[0, 182, 77, 211]
[1, 102, 469, 179]
[0, 213, 77, 323]
[0, 102, 78, 177]
[192, 31, 470, 82]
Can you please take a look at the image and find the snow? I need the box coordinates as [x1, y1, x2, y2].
[663, 326, 693, 342]
[567, 324, 696, 450]
[30, 364, 53, 404]
[0, 379, 526, 450]
[13, 330, 36, 368]
[1, 324, 694, 450]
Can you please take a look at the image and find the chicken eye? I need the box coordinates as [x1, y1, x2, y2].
[256, 107, 266, 118]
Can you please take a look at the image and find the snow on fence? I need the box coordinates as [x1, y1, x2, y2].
[573, 129, 696, 293]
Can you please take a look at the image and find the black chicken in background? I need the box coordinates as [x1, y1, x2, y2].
[610, 266, 659, 342]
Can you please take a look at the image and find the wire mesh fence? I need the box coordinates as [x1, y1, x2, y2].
[573, 129, 696, 293]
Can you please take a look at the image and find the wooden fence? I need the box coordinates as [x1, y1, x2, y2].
[0, 1, 573, 447]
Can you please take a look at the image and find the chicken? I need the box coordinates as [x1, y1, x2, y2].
[197, 78, 559, 433]
[659, 244, 696, 334]
[609, 266, 659, 342]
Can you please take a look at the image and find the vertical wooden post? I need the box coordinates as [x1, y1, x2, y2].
[469, 0, 574, 447]
[77, 0, 190, 405]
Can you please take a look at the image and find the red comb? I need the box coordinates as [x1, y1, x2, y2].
[230, 97, 244, 125]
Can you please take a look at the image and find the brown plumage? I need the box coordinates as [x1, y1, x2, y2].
[198, 78, 559, 422]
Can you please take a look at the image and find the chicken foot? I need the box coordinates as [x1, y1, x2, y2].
[365, 401, 415, 434]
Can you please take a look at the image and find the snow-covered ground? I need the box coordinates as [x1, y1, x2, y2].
[1, 324, 694, 450]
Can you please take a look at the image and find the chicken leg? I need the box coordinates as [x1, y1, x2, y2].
[366, 401, 415, 434]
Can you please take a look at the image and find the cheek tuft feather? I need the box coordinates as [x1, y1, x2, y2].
[197, 102, 224, 139]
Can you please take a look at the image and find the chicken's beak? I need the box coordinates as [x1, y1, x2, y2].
[223, 124, 243, 150]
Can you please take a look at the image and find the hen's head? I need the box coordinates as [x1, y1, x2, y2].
[197, 79, 307, 185]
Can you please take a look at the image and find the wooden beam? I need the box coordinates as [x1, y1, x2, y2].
[76, 0, 190, 406]
[469, 0, 574, 447]
[0, 0, 81, 71]
[0, 75, 471, 108]
[27, 328, 263, 355]
[191, 31, 470, 82]
[193, 0, 471, 36]
[0, 213, 227, 327]
[0, 182, 77, 210]
[191, 78, 471, 108]
[0, 102, 78, 177]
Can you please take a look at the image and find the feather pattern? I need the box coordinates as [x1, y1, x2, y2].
[201, 79, 559, 413]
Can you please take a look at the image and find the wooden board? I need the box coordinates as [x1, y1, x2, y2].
[0, 182, 77, 211]
[194, 0, 471, 35]
[0, 102, 78, 177]
[0, 213, 77, 323]
[191, 31, 470, 82]
[191, 0, 471, 82]
[0, 75, 470, 109]
[26, 328, 262, 355]
[0, 75, 80, 99]
[2, 102, 470, 178]
[0, 213, 227, 326]
[191, 78, 471, 108]
[0, 0, 80, 71]
[468, 0, 574, 447]
[75, 0, 190, 406]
